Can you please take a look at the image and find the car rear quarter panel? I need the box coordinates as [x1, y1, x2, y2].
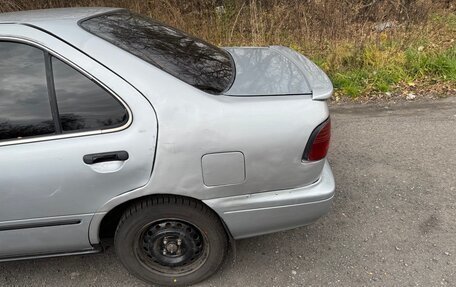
[39, 23, 330, 202]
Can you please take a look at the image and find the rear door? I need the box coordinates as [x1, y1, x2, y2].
[0, 25, 157, 258]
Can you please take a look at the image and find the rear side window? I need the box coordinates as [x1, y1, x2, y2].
[0, 41, 129, 143]
[52, 57, 128, 132]
[0, 42, 55, 141]
[80, 10, 234, 94]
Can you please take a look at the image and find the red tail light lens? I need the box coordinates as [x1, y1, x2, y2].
[303, 118, 331, 161]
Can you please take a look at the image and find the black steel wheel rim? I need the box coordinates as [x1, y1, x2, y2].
[135, 219, 209, 274]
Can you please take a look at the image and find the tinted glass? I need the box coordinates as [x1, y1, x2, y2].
[52, 57, 128, 132]
[0, 42, 55, 141]
[80, 11, 234, 94]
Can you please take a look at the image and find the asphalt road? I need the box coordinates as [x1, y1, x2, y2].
[1, 97, 455, 286]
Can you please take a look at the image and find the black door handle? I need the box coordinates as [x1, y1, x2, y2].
[83, 151, 129, 164]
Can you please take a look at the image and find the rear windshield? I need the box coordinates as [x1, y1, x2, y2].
[80, 11, 234, 94]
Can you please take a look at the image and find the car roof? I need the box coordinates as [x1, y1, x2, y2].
[0, 7, 123, 25]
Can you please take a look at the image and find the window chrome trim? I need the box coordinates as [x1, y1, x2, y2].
[0, 36, 133, 147]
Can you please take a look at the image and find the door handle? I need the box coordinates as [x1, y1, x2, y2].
[83, 151, 129, 165]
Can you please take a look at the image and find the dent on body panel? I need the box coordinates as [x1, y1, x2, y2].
[44, 23, 327, 201]
[144, 93, 328, 199]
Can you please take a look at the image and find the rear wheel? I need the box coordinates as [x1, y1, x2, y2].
[114, 196, 228, 286]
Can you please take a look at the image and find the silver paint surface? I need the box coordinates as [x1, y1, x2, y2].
[204, 160, 335, 238]
[0, 23, 157, 255]
[0, 8, 335, 259]
[224, 47, 311, 96]
[0, 214, 93, 257]
[225, 46, 333, 99]
[202, 152, 246, 186]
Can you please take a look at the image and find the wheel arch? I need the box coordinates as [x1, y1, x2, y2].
[89, 194, 234, 249]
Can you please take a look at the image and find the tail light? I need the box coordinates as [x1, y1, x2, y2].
[303, 118, 331, 161]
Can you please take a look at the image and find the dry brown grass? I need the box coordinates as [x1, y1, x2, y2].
[1, 0, 451, 45]
[1, 0, 455, 97]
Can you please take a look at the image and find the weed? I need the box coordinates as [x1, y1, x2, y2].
[1, 0, 455, 98]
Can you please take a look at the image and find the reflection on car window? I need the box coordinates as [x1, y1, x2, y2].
[0, 42, 55, 141]
[52, 57, 128, 132]
[80, 11, 234, 94]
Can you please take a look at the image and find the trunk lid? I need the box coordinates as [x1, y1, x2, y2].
[224, 46, 333, 100]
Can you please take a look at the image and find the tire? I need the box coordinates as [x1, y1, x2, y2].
[114, 196, 228, 286]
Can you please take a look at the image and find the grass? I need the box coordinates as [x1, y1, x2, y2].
[326, 42, 456, 97]
[1, 0, 455, 98]
[406, 45, 456, 81]
[328, 43, 456, 97]
[310, 13, 456, 97]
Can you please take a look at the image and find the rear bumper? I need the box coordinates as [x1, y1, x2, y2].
[204, 159, 335, 239]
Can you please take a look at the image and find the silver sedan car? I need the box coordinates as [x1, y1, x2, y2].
[0, 7, 335, 286]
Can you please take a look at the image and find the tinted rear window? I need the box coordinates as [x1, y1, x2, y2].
[80, 11, 234, 94]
